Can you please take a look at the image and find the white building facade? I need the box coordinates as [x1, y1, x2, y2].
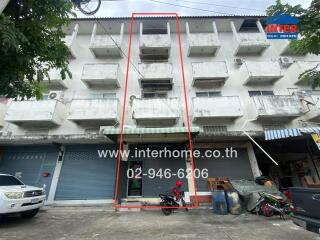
[0, 16, 320, 204]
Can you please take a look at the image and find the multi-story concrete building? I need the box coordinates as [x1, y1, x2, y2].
[0, 15, 320, 204]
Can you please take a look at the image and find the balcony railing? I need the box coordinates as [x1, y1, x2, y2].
[68, 99, 120, 126]
[89, 23, 124, 58]
[193, 96, 243, 121]
[63, 23, 79, 58]
[138, 63, 173, 90]
[186, 21, 220, 56]
[241, 61, 283, 84]
[81, 63, 120, 89]
[139, 22, 171, 60]
[191, 61, 229, 86]
[5, 100, 67, 127]
[132, 98, 179, 126]
[42, 68, 68, 90]
[251, 95, 303, 119]
[230, 21, 270, 55]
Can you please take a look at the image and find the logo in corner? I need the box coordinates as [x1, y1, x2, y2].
[265, 13, 299, 40]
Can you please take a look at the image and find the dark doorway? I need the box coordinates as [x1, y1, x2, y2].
[127, 161, 143, 197]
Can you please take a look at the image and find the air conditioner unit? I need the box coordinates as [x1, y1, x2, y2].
[279, 57, 294, 67]
[234, 58, 244, 65]
[48, 91, 63, 100]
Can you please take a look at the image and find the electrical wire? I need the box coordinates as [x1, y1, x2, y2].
[171, 0, 265, 13]
[148, 0, 237, 16]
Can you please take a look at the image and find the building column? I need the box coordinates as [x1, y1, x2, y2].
[246, 142, 261, 178]
[46, 145, 65, 204]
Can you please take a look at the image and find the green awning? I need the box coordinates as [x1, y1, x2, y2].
[102, 127, 200, 135]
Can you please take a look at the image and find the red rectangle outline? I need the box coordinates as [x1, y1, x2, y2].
[114, 12, 198, 209]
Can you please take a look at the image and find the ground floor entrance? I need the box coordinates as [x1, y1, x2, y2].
[256, 137, 320, 189]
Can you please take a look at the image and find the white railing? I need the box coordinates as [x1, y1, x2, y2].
[252, 95, 303, 117]
[132, 98, 179, 120]
[68, 99, 120, 122]
[5, 100, 66, 125]
[193, 96, 243, 119]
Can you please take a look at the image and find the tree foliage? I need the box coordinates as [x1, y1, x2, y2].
[266, 0, 320, 88]
[0, 0, 75, 99]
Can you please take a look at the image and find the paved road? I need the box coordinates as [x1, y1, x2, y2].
[0, 206, 319, 240]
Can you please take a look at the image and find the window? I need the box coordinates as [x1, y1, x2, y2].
[263, 124, 285, 131]
[89, 93, 116, 99]
[239, 19, 262, 32]
[248, 91, 274, 97]
[203, 125, 227, 134]
[142, 92, 168, 98]
[142, 22, 167, 35]
[0, 175, 24, 186]
[196, 91, 221, 97]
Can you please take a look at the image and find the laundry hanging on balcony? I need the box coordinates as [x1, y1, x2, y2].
[264, 127, 320, 140]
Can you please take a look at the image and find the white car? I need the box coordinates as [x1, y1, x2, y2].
[0, 174, 46, 218]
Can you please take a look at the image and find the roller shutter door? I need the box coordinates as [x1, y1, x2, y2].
[55, 145, 117, 200]
[194, 148, 254, 191]
[130, 144, 188, 197]
[0, 146, 58, 194]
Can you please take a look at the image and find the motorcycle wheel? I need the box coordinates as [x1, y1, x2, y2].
[259, 201, 274, 217]
[160, 201, 173, 216]
[161, 207, 173, 216]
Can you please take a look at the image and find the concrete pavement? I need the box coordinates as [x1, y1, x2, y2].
[0, 206, 319, 240]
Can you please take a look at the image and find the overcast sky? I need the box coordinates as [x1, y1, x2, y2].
[76, 0, 313, 18]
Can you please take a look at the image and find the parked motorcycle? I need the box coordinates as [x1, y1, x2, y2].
[159, 193, 188, 216]
[247, 191, 291, 219]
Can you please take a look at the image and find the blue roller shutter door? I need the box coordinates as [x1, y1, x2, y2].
[55, 145, 117, 200]
[0, 146, 58, 194]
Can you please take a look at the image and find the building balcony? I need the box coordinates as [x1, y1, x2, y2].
[230, 21, 270, 55]
[81, 63, 120, 89]
[68, 99, 120, 126]
[138, 63, 173, 91]
[193, 96, 243, 122]
[132, 98, 179, 126]
[186, 21, 220, 56]
[63, 23, 79, 58]
[241, 61, 283, 85]
[89, 23, 124, 58]
[251, 95, 304, 120]
[0, 102, 7, 127]
[139, 22, 171, 60]
[289, 61, 320, 85]
[5, 100, 67, 127]
[42, 68, 68, 90]
[191, 61, 229, 86]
